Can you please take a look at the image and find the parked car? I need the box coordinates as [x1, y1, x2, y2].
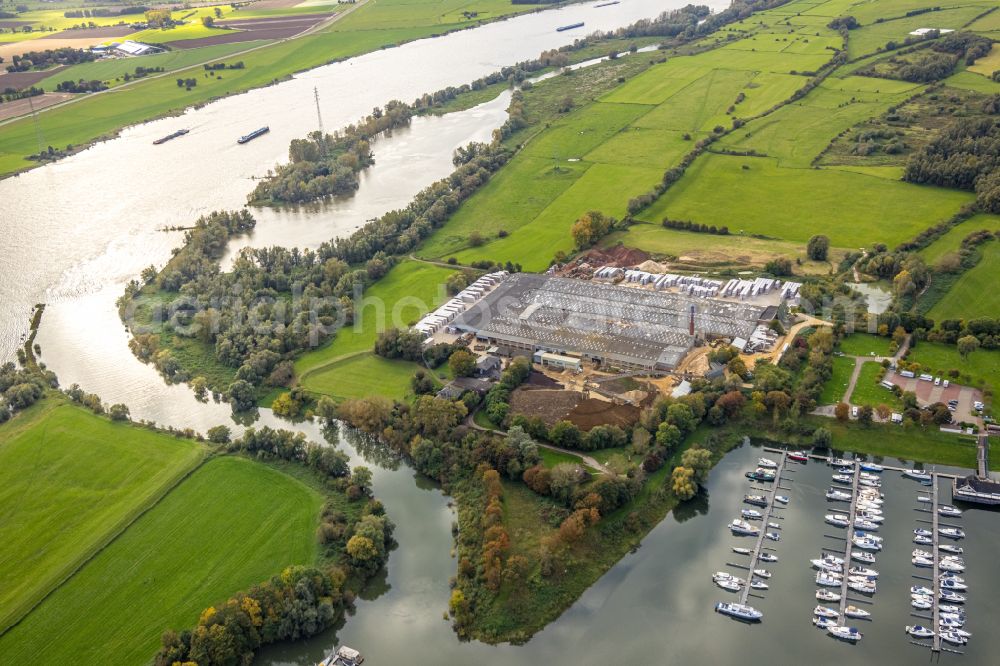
[943, 380, 950, 388]
[934, 377, 941, 386]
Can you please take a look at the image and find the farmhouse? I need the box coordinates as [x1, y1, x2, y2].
[449, 274, 766, 372]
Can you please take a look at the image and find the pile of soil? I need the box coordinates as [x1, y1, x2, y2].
[566, 399, 640, 430]
[576, 245, 650, 268]
[509, 388, 582, 427]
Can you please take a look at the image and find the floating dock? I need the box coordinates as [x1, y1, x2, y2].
[837, 461, 861, 625]
[737, 450, 788, 607]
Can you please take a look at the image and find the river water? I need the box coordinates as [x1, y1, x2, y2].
[4, 1, 998, 663]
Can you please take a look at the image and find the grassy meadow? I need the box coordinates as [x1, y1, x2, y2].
[819, 355, 854, 405]
[0, 400, 204, 634]
[0, 456, 321, 665]
[920, 213, 1000, 266]
[301, 352, 422, 402]
[850, 361, 901, 409]
[838, 332, 892, 357]
[907, 341, 999, 413]
[927, 242, 1000, 321]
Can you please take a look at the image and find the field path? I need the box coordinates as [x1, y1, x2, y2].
[467, 414, 610, 474]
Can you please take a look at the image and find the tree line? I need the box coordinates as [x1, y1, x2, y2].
[5, 46, 95, 72]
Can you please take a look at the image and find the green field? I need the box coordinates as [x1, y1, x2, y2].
[0, 456, 321, 665]
[907, 341, 1000, 409]
[820, 355, 855, 405]
[838, 332, 892, 357]
[0, 400, 204, 633]
[301, 352, 419, 401]
[849, 361, 900, 409]
[538, 446, 586, 469]
[637, 154, 971, 247]
[919, 213, 1000, 266]
[845, 5, 993, 59]
[927, 241, 1000, 321]
[34, 41, 269, 91]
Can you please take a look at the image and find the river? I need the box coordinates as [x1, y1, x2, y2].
[4, 0, 997, 663]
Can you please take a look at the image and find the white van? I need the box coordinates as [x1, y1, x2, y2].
[934, 377, 941, 386]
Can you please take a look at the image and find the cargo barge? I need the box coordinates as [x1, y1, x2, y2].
[556, 22, 585, 32]
[152, 129, 189, 145]
[237, 126, 270, 144]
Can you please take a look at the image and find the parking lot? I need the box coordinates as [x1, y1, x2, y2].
[886, 371, 983, 422]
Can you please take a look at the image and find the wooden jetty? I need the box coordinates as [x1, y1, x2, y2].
[837, 461, 861, 625]
[931, 472, 941, 654]
[807, 453, 961, 480]
[738, 450, 788, 607]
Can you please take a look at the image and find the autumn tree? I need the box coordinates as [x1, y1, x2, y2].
[681, 447, 712, 485]
[957, 334, 980, 360]
[448, 349, 477, 377]
[834, 402, 850, 422]
[570, 210, 612, 249]
[671, 466, 697, 500]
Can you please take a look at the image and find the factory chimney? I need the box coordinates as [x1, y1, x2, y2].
[689, 304, 695, 337]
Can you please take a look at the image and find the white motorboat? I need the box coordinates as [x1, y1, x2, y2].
[912, 548, 933, 559]
[746, 468, 776, 481]
[830, 457, 851, 467]
[940, 527, 965, 539]
[914, 528, 933, 537]
[753, 568, 771, 579]
[758, 457, 778, 469]
[832, 474, 853, 484]
[828, 625, 863, 642]
[911, 585, 934, 596]
[912, 556, 934, 568]
[825, 514, 849, 528]
[940, 578, 968, 591]
[938, 617, 965, 630]
[750, 579, 769, 590]
[917, 495, 931, 503]
[903, 469, 933, 482]
[732, 547, 752, 555]
[741, 509, 763, 520]
[775, 495, 790, 504]
[729, 519, 760, 536]
[849, 566, 878, 578]
[855, 531, 881, 543]
[715, 577, 741, 592]
[906, 625, 935, 639]
[856, 499, 883, 510]
[942, 626, 972, 640]
[911, 597, 932, 610]
[939, 544, 963, 555]
[767, 521, 781, 530]
[816, 589, 841, 602]
[818, 553, 845, 565]
[844, 605, 870, 619]
[859, 462, 883, 473]
[940, 559, 965, 573]
[939, 589, 966, 603]
[813, 616, 836, 629]
[857, 510, 884, 523]
[914, 535, 933, 545]
[851, 550, 876, 564]
[826, 489, 852, 501]
[940, 604, 965, 615]
[715, 601, 762, 622]
[744, 494, 768, 507]
[811, 558, 843, 573]
[858, 477, 881, 488]
[853, 536, 882, 551]
[713, 571, 740, 582]
[854, 518, 880, 531]
[816, 572, 842, 587]
[938, 505, 962, 517]
[941, 572, 965, 583]
[765, 531, 780, 541]
[940, 630, 968, 646]
[758, 552, 778, 562]
[859, 472, 880, 481]
[848, 580, 876, 594]
[814, 605, 839, 618]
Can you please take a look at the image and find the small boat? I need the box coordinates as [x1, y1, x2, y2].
[758, 552, 778, 562]
[939, 544, 963, 555]
[813, 616, 836, 629]
[825, 514, 849, 528]
[940, 630, 968, 646]
[938, 505, 962, 517]
[942, 626, 972, 640]
[753, 569, 771, 579]
[746, 468, 776, 481]
[743, 494, 768, 507]
[593, 0, 620, 6]
[729, 519, 760, 536]
[788, 451, 808, 462]
[713, 571, 741, 582]
[832, 474, 853, 485]
[757, 457, 778, 469]
[830, 457, 851, 467]
[940, 527, 965, 539]
[940, 578, 967, 591]
[237, 126, 270, 144]
[848, 580, 876, 594]
[828, 625, 863, 642]
[914, 528, 933, 538]
[826, 489, 851, 501]
[853, 536, 882, 551]
[765, 531, 780, 542]
[851, 550, 876, 564]
[941, 572, 965, 582]
[858, 478, 881, 488]
[816, 589, 841, 602]
[854, 518, 879, 531]
[912, 556, 934, 568]
[859, 472, 880, 481]
[816, 572, 842, 587]
[938, 616, 965, 629]
[907, 625, 935, 639]
[939, 589, 966, 603]
[859, 463, 883, 473]
[856, 510, 884, 523]
[940, 559, 965, 573]
[715, 601, 762, 622]
[741, 509, 763, 520]
[767, 521, 781, 530]
[911, 597, 932, 610]
[855, 531, 881, 542]
[750, 579, 769, 590]
[903, 469, 933, 482]
[911, 585, 934, 596]
[715, 577, 741, 592]
[320, 646, 363, 666]
[849, 566, 878, 578]
[814, 605, 839, 619]
[844, 605, 870, 619]
[913, 549, 933, 558]
[856, 498, 883, 509]
[940, 604, 965, 615]
[732, 547, 752, 555]
[917, 495, 932, 503]
[152, 128, 189, 145]
[914, 535, 933, 545]
[775, 495, 790, 504]
[556, 21, 585, 32]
